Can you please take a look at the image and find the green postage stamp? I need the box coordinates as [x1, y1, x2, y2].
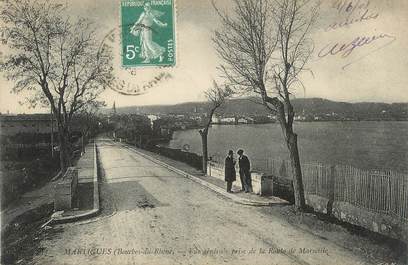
[121, 0, 175, 67]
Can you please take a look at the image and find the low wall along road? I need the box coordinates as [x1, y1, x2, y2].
[208, 158, 408, 244]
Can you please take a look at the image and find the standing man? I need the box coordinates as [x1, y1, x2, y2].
[224, 150, 236, 193]
[237, 149, 252, 193]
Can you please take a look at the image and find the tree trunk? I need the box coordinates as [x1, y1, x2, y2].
[201, 132, 208, 174]
[273, 97, 306, 211]
[286, 130, 306, 210]
[58, 127, 72, 173]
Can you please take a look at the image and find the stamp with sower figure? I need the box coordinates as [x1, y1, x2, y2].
[121, 0, 175, 67]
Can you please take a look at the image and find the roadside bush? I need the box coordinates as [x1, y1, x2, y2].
[1, 154, 60, 208]
[145, 144, 202, 170]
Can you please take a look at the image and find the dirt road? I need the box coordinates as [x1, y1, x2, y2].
[31, 139, 372, 265]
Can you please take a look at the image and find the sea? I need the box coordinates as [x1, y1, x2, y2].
[165, 121, 408, 173]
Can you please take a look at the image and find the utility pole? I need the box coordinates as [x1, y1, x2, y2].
[81, 132, 84, 155]
[51, 106, 54, 158]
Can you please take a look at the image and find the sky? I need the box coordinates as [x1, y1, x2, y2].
[1, 0, 407, 114]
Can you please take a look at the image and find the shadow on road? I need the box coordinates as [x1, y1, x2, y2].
[97, 150, 169, 216]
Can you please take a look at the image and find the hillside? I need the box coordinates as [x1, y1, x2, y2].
[106, 98, 408, 121]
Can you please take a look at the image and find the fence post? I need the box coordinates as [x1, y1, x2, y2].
[327, 165, 336, 215]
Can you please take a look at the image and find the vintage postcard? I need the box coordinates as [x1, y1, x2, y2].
[0, 0, 407, 265]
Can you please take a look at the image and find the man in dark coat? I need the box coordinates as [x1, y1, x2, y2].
[237, 149, 252, 193]
[224, 150, 236, 193]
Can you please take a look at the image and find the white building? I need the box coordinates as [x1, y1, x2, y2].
[147, 114, 159, 128]
[220, 117, 236, 124]
[211, 115, 221, 124]
[237, 118, 248, 124]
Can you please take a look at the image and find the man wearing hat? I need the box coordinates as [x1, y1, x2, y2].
[224, 150, 236, 193]
[237, 149, 252, 193]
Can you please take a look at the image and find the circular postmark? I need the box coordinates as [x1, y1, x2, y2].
[100, 27, 173, 96]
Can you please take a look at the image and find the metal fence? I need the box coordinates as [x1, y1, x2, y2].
[210, 153, 408, 221]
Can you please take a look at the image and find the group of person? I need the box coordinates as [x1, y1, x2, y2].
[224, 149, 252, 193]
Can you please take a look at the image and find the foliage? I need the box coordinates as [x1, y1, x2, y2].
[213, 0, 320, 209]
[200, 81, 233, 136]
[0, 0, 114, 170]
[199, 81, 232, 173]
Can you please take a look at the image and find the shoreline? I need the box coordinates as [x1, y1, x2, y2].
[164, 121, 408, 174]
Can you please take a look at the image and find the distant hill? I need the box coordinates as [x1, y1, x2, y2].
[105, 98, 408, 121]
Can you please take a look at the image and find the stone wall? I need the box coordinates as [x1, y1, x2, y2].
[54, 167, 78, 211]
[209, 160, 408, 244]
[305, 193, 408, 243]
[207, 162, 268, 195]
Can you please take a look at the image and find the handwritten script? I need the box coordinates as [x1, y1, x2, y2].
[318, 0, 396, 69]
[318, 33, 395, 59]
[326, 0, 379, 31]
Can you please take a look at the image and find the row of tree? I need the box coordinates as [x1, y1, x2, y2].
[1, 0, 114, 172]
[1, 0, 318, 211]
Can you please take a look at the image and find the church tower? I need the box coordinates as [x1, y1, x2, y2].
[112, 101, 117, 115]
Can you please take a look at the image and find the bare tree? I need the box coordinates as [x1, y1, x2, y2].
[74, 104, 103, 151]
[199, 81, 232, 174]
[213, 0, 318, 210]
[0, 0, 114, 172]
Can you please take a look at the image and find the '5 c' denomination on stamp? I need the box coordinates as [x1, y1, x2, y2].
[121, 0, 175, 67]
